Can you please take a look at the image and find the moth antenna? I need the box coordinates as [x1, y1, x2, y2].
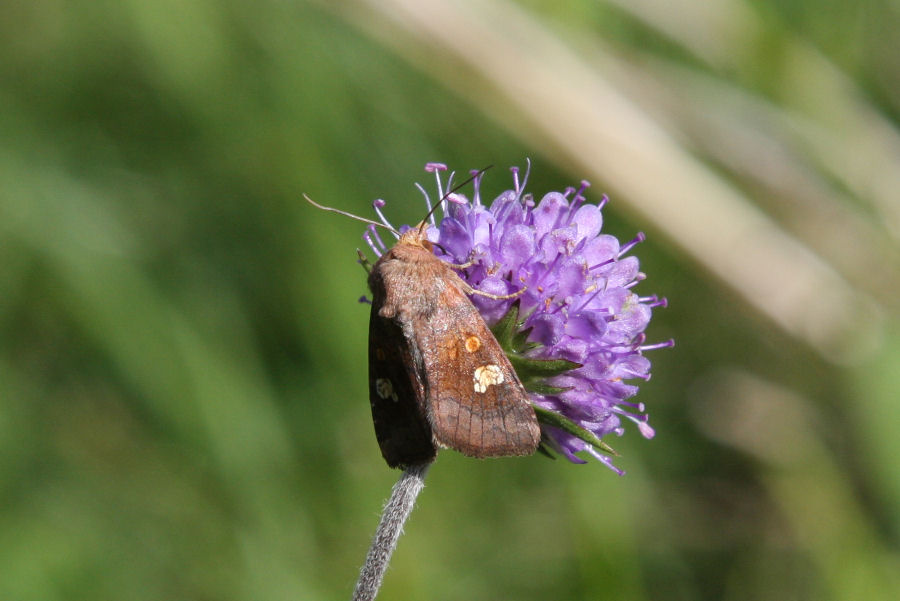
[303, 194, 401, 236]
[416, 165, 493, 237]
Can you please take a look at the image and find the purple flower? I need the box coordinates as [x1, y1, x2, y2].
[364, 162, 672, 473]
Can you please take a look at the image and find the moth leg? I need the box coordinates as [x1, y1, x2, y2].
[469, 285, 527, 301]
[443, 250, 478, 271]
[447, 259, 477, 270]
[447, 253, 527, 300]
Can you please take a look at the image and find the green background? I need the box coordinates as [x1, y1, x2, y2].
[2, 1, 898, 600]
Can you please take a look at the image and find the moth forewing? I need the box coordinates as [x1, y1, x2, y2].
[418, 282, 540, 457]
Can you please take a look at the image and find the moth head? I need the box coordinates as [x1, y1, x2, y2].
[400, 223, 434, 251]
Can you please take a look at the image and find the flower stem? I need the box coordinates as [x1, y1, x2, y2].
[352, 461, 432, 601]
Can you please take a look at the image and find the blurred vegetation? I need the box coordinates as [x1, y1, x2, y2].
[1, 1, 899, 600]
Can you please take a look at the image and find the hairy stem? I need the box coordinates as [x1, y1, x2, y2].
[351, 462, 432, 601]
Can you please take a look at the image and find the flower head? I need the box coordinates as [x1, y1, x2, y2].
[363, 162, 671, 473]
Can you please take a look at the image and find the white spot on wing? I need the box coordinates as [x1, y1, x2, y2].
[473, 364, 504, 393]
[375, 378, 398, 401]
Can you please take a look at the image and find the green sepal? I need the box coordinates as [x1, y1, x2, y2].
[512, 326, 536, 351]
[536, 443, 557, 460]
[356, 249, 373, 275]
[526, 382, 573, 396]
[532, 405, 619, 456]
[489, 300, 522, 350]
[508, 354, 582, 379]
[509, 354, 582, 394]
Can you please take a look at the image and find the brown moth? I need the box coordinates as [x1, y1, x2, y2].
[305, 173, 540, 468]
[367, 224, 540, 468]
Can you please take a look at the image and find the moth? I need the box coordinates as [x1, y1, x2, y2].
[306, 174, 540, 468]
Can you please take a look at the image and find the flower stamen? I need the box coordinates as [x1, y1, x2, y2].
[372, 199, 398, 235]
[619, 232, 646, 257]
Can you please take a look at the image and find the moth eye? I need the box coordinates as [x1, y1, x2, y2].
[473, 364, 504, 393]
